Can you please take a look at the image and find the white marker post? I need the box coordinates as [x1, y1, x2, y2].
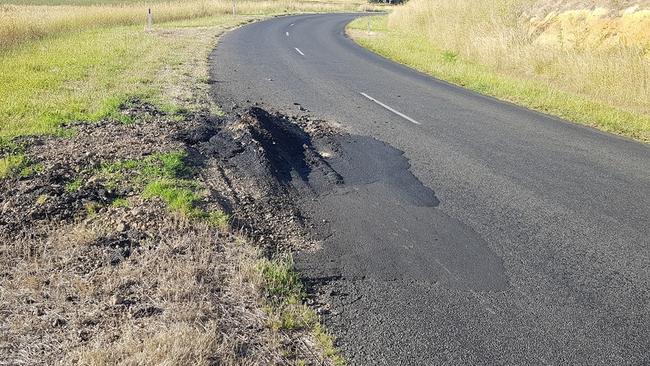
[232, 0, 236, 15]
[145, 8, 153, 32]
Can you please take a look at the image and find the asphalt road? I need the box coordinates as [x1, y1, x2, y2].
[209, 14, 650, 365]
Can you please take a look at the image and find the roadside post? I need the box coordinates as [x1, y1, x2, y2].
[145, 8, 153, 31]
[232, 0, 236, 15]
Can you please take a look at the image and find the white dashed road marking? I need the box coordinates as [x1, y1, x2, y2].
[294, 47, 305, 56]
[359, 92, 421, 125]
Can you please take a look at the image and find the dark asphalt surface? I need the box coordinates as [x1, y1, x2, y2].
[209, 14, 650, 365]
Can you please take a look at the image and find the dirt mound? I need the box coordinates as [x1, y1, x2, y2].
[195, 107, 343, 250]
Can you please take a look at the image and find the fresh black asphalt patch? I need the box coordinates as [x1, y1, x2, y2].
[295, 135, 508, 291]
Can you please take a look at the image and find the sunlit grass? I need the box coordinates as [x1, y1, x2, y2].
[0, 0, 382, 140]
[0, 0, 379, 51]
[0, 14, 252, 138]
[0, 153, 25, 178]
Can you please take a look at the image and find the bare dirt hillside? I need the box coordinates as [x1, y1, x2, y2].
[526, 0, 650, 49]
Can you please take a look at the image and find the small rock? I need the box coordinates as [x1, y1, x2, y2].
[110, 294, 124, 306]
[52, 318, 67, 328]
[79, 329, 91, 341]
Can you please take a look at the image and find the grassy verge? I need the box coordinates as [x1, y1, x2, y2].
[0, 15, 251, 138]
[0, 0, 386, 140]
[252, 255, 346, 366]
[347, 14, 650, 143]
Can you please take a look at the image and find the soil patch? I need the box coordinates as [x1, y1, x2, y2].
[0, 100, 343, 365]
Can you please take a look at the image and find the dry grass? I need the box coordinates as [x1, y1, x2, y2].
[0, 0, 378, 51]
[0, 204, 300, 365]
[352, 0, 650, 141]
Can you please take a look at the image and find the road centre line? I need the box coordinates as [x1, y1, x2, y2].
[286, 31, 289, 36]
[290, 23, 295, 27]
[359, 92, 421, 125]
[294, 47, 305, 56]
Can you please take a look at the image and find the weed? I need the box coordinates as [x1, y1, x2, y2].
[85, 201, 102, 217]
[19, 163, 44, 178]
[0, 138, 19, 154]
[275, 297, 318, 331]
[96, 151, 190, 193]
[254, 256, 317, 331]
[98, 153, 228, 226]
[65, 177, 83, 192]
[143, 179, 201, 216]
[256, 255, 303, 303]
[253, 255, 345, 362]
[0, 154, 26, 179]
[35, 195, 48, 205]
[205, 210, 230, 229]
[313, 324, 346, 366]
[0, 152, 44, 179]
[111, 197, 129, 208]
[442, 50, 458, 62]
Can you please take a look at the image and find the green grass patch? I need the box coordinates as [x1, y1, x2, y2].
[205, 210, 230, 229]
[313, 324, 346, 366]
[65, 177, 83, 192]
[35, 195, 48, 205]
[19, 163, 44, 178]
[257, 255, 304, 303]
[0, 154, 26, 178]
[97, 151, 191, 191]
[0, 138, 19, 153]
[84, 201, 102, 217]
[0, 14, 247, 139]
[0, 26, 159, 138]
[254, 255, 345, 362]
[143, 179, 201, 216]
[256, 255, 316, 330]
[94, 151, 229, 227]
[348, 16, 650, 143]
[143, 178, 230, 227]
[111, 197, 130, 208]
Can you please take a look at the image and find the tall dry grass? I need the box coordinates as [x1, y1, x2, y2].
[387, 0, 650, 117]
[0, 0, 374, 51]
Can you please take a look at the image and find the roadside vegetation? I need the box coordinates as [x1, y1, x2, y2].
[0, 0, 383, 363]
[252, 256, 345, 365]
[348, 0, 650, 142]
[0, 0, 376, 50]
[0, 0, 380, 138]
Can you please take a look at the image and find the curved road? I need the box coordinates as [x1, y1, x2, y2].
[210, 14, 650, 365]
